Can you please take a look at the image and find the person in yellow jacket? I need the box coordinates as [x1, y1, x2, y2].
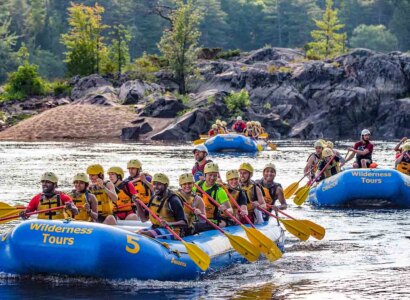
[238, 162, 266, 224]
[108, 166, 139, 223]
[86, 164, 118, 224]
[176, 173, 206, 236]
[137, 173, 187, 239]
[224, 169, 248, 220]
[126, 159, 153, 205]
[19, 172, 78, 220]
[316, 148, 341, 182]
[69, 173, 98, 222]
[395, 142, 410, 175]
[304, 140, 324, 181]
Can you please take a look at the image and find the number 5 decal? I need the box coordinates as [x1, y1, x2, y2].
[125, 235, 140, 254]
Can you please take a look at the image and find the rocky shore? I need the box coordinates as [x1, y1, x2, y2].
[0, 47, 409, 141]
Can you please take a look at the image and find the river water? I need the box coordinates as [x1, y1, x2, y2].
[0, 140, 409, 299]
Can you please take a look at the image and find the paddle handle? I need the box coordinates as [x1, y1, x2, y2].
[183, 202, 225, 235]
[0, 205, 66, 222]
[135, 198, 183, 242]
[308, 155, 337, 186]
[222, 187, 256, 229]
[194, 183, 245, 228]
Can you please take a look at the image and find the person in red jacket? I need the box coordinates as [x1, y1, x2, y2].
[346, 129, 374, 168]
[19, 172, 78, 220]
[232, 116, 246, 133]
[208, 124, 218, 137]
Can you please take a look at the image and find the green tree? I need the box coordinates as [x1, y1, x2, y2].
[106, 24, 132, 75]
[351, 24, 398, 52]
[0, 18, 18, 83]
[389, 0, 410, 51]
[306, 0, 347, 59]
[60, 3, 109, 76]
[158, 0, 202, 94]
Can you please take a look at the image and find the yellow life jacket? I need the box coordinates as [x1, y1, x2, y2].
[176, 190, 196, 227]
[196, 181, 220, 220]
[114, 181, 133, 214]
[397, 162, 410, 176]
[90, 181, 113, 217]
[131, 179, 151, 204]
[148, 191, 181, 235]
[241, 181, 258, 214]
[37, 193, 67, 220]
[69, 191, 91, 222]
[322, 160, 341, 179]
[225, 186, 240, 216]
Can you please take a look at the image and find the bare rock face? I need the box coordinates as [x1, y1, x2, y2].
[71, 74, 113, 100]
[119, 80, 164, 105]
[140, 94, 186, 118]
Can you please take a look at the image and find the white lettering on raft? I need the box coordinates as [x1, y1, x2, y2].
[352, 171, 391, 177]
[361, 177, 382, 184]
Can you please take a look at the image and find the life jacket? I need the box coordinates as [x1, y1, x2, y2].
[233, 121, 244, 132]
[89, 181, 113, 217]
[70, 190, 91, 221]
[397, 161, 410, 176]
[322, 160, 341, 179]
[176, 190, 196, 227]
[196, 180, 222, 220]
[258, 180, 282, 206]
[37, 193, 67, 220]
[241, 180, 260, 214]
[307, 152, 321, 179]
[128, 176, 151, 204]
[148, 190, 182, 234]
[114, 180, 134, 214]
[225, 186, 240, 216]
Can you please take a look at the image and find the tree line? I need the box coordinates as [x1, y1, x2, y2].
[0, 0, 409, 93]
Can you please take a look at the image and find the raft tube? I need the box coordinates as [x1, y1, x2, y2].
[308, 169, 410, 207]
[204, 134, 263, 152]
[0, 219, 284, 281]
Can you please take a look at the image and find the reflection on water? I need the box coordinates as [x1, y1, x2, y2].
[0, 140, 409, 299]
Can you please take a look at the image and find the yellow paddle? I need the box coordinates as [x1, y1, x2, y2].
[257, 206, 310, 241]
[294, 155, 337, 206]
[0, 202, 26, 217]
[211, 185, 282, 261]
[135, 198, 210, 271]
[199, 134, 209, 139]
[283, 172, 309, 199]
[193, 139, 206, 145]
[0, 205, 66, 224]
[267, 205, 326, 240]
[259, 133, 269, 139]
[184, 202, 260, 262]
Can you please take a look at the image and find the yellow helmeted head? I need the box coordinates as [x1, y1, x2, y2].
[204, 162, 219, 174]
[226, 169, 239, 181]
[41, 172, 58, 183]
[239, 162, 254, 173]
[87, 164, 104, 175]
[179, 173, 194, 185]
[153, 173, 169, 185]
[73, 172, 89, 184]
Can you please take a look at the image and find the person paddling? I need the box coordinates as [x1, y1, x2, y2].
[69, 173, 98, 222]
[345, 129, 374, 168]
[176, 173, 206, 236]
[232, 116, 246, 133]
[304, 140, 324, 182]
[137, 173, 187, 239]
[86, 164, 118, 224]
[192, 145, 212, 182]
[224, 169, 248, 220]
[19, 172, 78, 220]
[108, 166, 139, 223]
[316, 148, 341, 181]
[395, 142, 410, 175]
[394, 137, 408, 159]
[126, 159, 153, 205]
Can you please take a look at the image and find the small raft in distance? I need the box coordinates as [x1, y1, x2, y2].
[0, 219, 284, 281]
[308, 169, 410, 207]
[204, 133, 264, 152]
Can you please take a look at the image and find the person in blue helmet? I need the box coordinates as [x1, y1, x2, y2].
[192, 145, 212, 182]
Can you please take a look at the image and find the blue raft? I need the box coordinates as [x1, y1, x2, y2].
[308, 169, 410, 207]
[0, 219, 283, 281]
[204, 134, 263, 152]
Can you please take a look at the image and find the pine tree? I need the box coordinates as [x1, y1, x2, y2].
[306, 0, 347, 59]
[158, 0, 202, 94]
[60, 3, 109, 76]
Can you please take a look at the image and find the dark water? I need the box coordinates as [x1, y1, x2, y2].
[0, 140, 409, 299]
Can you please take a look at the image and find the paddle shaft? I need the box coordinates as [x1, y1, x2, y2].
[308, 155, 337, 186]
[134, 198, 184, 242]
[222, 187, 257, 229]
[0, 205, 66, 222]
[183, 202, 225, 235]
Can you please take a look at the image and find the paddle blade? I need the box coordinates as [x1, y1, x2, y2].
[259, 133, 268, 139]
[283, 182, 299, 199]
[257, 144, 264, 151]
[293, 186, 310, 206]
[280, 219, 310, 241]
[0, 213, 20, 224]
[193, 139, 205, 145]
[267, 143, 277, 151]
[243, 226, 282, 261]
[301, 220, 326, 240]
[226, 233, 260, 262]
[182, 241, 211, 271]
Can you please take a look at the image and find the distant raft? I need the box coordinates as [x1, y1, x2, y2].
[204, 134, 264, 152]
[308, 169, 410, 207]
[0, 219, 284, 281]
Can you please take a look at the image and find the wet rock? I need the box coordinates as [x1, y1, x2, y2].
[119, 80, 164, 105]
[121, 126, 140, 140]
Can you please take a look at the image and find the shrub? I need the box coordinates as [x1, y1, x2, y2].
[224, 89, 251, 113]
[216, 49, 241, 59]
[267, 65, 277, 74]
[263, 102, 272, 110]
[126, 53, 168, 82]
[278, 66, 292, 73]
[207, 96, 215, 105]
[49, 80, 72, 97]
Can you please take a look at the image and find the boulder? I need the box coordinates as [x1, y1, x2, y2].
[119, 80, 164, 105]
[141, 94, 186, 118]
[71, 74, 113, 100]
[121, 127, 140, 140]
[71, 86, 119, 106]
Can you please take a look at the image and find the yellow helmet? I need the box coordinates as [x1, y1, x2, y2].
[41, 172, 58, 183]
[246, 122, 251, 126]
[87, 164, 104, 175]
[263, 163, 276, 172]
[255, 121, 261, 127]
[402, 142, 410, 151]
[179, 173, 194, 185]
[107, 166, 124, 179]
[314, 140, 324, 148]
[153, 173, 169, 185]
[212, 124, 217, 129]
[239, 162, 254, 173]
[250, 121, 256, 125]
[73, 172, 89, 184]
[204, 162, 219, 174]
[221, 121, 227, 126]
[226, 169, 239, 181]
[216, 119, 222, 125]
[322, 148, 334, 158]
[127, 159, 142, 169]
[326, 141, 334, 149]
